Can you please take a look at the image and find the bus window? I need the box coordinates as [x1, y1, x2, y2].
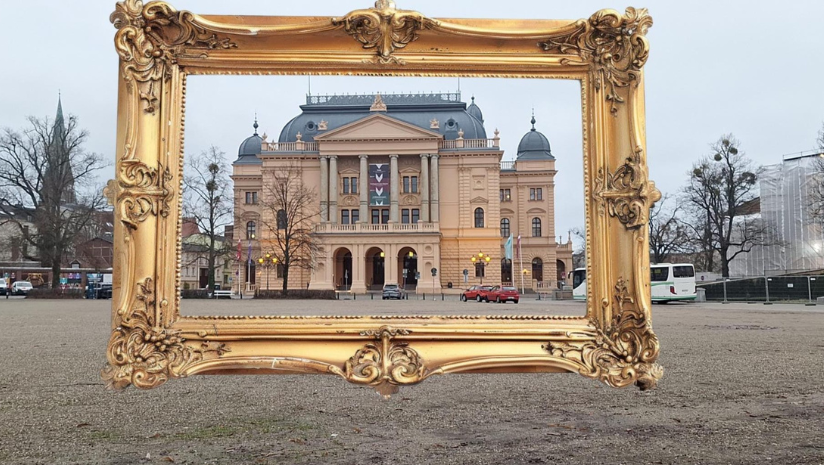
[572, 269, 586, 289]
[650, 267, 669, 282]
[673, 266, 695, 278]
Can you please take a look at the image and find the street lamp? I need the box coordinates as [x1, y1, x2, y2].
[246, 233, 256, 293]
[258, 254, 279, 292]
[471, 252, 492, 285]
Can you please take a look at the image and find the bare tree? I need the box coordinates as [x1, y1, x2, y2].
[683, 134, 767, 277]
[818, 122, 824, 152]
[570, 227, 586, 269]
[182, 146, 233, 291]
[258, 165, 318, 294]
[648, 194, 690, 264]
[0, 113, 106, 287]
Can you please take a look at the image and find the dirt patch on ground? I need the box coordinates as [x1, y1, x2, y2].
[0, 299, 822, 464]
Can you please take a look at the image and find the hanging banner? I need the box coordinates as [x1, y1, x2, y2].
[369, 163, 390, 206]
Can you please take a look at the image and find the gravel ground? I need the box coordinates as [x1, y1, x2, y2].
[0, 298, 822, 465]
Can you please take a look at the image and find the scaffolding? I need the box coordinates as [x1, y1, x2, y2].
[730, 151, 824, 277]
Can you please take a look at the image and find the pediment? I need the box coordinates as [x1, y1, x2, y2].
[470, 196, 488, 204]
[314, 114, 443, 141]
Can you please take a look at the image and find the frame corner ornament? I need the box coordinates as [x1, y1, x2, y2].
[332, 0, 439, 65]
[544, 278, 662, 390]
[539, 7, 653, 114]
[593, 151, 662, 229]
[102, 278, 230, 390]
[111, 0, 238, 114]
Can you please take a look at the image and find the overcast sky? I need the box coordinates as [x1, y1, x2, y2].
[2, 0, 823, 237]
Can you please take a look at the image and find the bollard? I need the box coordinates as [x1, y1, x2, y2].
[723, 278, 729, 304]
[764, 276, 772, 305]
[441, 293, 444, 301]
[423, 293, 426, 301]
[371, 293, 373, 300]
[353, 293, 356, 301]
[807, 276, 815, 306]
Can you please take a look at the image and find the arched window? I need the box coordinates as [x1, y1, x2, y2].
[474, 208, 485, 228]
[500, 218, 510, 238]
[532, 257, 544, 283]
[246, 221, 256, 239]
[532, 217, 542, 237]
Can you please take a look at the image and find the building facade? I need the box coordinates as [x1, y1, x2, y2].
[232, 93, 572, 293]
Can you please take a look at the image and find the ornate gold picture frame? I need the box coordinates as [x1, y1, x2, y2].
[103, 0, 662, 396]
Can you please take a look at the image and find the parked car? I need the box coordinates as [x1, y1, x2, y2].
[95, 284, 113, 299]
[382, 283, 402, 300]
[0, 279, 8, 296]
[11, 280, 33, 296]
[461, 285, 494, 302]
[488, 285, 520, 304]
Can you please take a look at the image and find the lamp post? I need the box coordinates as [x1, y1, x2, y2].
[470, 252, 492, 285]
[257, 254, 279, 292]
[246, 234, 255, 293]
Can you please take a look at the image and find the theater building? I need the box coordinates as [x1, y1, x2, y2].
[232, 93, 572, 293]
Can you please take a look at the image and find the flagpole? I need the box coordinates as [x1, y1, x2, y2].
[519, 235, 524, 295]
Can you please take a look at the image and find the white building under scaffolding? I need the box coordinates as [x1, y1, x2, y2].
[730, 150, 824, 277]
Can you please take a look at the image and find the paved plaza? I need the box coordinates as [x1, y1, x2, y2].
[0, 298, 822, 464]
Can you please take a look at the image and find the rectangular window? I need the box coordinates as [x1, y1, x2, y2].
[381, 209, 389, 224]
[500, 189, 511, 202]
[673, 266, 695, 278]
[529, 188, 536, 201]
[403, 176, 410, 193]
[371, 209, 380, 224]
[245, 192, 258, 204]
[402, 209, 410, 224]
[341, 210, 350, 225]
[411, 176, 418, 194]
[412, 209, 420, 224]
[343, 178, 350, 194]
[351, 177, 357, 194]
[352, 209, 360, 224]
[651, 267, 669, 282]
[536, 188, 543, 200]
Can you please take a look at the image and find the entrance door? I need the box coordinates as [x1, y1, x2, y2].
[199, 268, 209, 288]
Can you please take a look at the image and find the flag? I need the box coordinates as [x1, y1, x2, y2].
[516, 235, 521, 259]
[236, 239, 242, 261]
[247, 240, 253, 264]
[504, 235, 513, 260]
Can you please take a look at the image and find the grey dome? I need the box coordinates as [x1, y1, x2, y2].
[516, 116, 554, 160]
[467, 96, 484, 123]
[278, 93, 487, 144]
[235, 120, 263, 165]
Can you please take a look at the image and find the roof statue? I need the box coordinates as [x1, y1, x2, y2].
[370, 93, 388, 112]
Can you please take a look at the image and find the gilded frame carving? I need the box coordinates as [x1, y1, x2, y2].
[103, 0, 663, 396]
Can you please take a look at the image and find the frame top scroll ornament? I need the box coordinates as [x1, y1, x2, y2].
[104, 0, 662, 396]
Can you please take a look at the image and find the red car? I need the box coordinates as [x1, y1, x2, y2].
[488, 285, 520, 304]
[461, 285, 494, 302]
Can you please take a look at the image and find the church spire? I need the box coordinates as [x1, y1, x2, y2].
[54, 92, 66, 140]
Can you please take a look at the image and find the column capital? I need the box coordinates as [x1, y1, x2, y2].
[330, 155, 338, 160]
[431, 154, 440, 160]
[389, 154, 399, 159]
[420, 153, 430, 159]
[359, 154, 369, 160]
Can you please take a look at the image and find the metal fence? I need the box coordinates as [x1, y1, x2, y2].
[698, 275, 824, 303]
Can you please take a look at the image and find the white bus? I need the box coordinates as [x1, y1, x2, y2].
[650, 263, 696, 302]
[571, 268, 586, 301]
[570, 263, 696, 303]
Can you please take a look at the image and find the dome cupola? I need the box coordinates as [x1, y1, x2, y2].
[516, 115, 554, 160]
[235, 118, 263, 164]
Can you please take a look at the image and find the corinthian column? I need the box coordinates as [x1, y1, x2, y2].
[329, 156, 339, 224]
[319, 156, 328, 222]
[390, 154, 399, 223]
[359, 155, 369, 223]
[430, 154, 440, 223]
[420, 154, 430, 222]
